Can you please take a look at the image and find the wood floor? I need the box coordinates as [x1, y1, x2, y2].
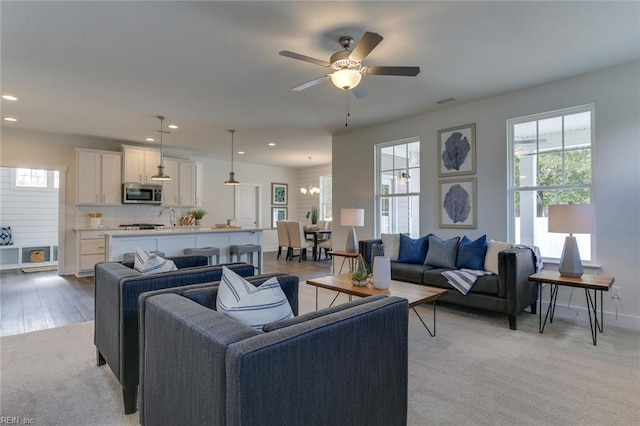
[0, 252, 334, 337]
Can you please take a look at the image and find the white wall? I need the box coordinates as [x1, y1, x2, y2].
[0, 167, 59, 265]
[0, 127, 299, 273]
[296, 163, 331, 223]
[333, 61, 640, 329]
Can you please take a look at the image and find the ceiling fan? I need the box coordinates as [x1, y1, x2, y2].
[279, 32, 420, 99]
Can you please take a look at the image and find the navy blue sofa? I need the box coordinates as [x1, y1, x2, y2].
[138, 281, 408, 426]
[94, 256, 256, 414]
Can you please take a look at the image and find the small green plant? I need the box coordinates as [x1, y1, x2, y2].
[349, 254, 371, 285]
[190, 209, 208, 219]
[310, 206, 319, 225]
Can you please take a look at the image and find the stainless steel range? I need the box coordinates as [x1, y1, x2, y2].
[119, 224, 165, 230]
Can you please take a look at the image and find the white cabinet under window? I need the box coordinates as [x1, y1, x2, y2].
[122, 145, 161, 184]
[161, 159, 202, 207]
[76, 149, 122, 205]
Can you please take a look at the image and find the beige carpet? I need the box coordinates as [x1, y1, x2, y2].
[1, 305, 639, 425]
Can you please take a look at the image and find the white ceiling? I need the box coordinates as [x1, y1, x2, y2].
[2, 1, 639, 168]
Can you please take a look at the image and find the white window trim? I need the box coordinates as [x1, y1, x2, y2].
[506, 103, 596, 263]
[11, 168, 59, 191]
[374, 137, 420, 237]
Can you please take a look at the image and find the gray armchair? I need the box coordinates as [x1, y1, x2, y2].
[94, 256, 256, 414]
[138, 288, 409, 426]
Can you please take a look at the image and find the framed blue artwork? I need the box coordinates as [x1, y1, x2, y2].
[438, 123, 476, 177]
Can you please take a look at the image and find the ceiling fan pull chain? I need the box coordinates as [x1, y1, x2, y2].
[345, 90, 350, 127]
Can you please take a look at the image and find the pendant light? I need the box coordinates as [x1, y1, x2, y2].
[300, 156, 320, 195]
[150, 115, 171, 181]
[224, 129, 239, 185]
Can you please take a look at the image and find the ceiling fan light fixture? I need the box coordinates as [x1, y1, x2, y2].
[330, 69, 362, 90]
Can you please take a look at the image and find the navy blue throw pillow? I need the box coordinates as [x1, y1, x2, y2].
[397, 234, 429, 264]
[456, 235, 488, 270]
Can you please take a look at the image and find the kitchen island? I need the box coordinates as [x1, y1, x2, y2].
[104, 227, 264, 270]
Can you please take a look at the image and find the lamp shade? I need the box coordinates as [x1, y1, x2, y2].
[548, 204, 595, 234]
[341, 208, 364, 227]
[330, 69, 362, 90]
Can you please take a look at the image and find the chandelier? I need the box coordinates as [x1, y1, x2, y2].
[300, 157, 320, 195]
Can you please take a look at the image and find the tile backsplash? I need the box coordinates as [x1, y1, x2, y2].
[74, 205, 193, 229]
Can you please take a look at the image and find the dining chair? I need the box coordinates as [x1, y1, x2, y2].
[286, 221, 311, 262]
[276, 220, 291, 260]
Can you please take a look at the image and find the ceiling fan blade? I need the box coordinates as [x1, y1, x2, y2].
[364, 66, 421, 76]
[291, 75, 329, 91]
[279, 51, 330, 67]
[352, 85, 369, 100]
[349, 32, 383, 62]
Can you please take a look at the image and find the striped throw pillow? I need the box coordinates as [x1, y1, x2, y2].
[133, 248, 177, 275]
[216, 266, 293, 330]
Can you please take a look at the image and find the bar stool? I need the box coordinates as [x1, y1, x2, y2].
[184, 247, 220, 265]
[123, 251, 165, 261]
[229, 244, 261, 273]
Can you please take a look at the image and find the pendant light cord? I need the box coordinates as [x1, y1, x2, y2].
[229, 129, 235, 173]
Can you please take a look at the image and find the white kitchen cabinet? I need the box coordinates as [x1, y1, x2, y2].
[76, 149, 122, 205]
[161, 159, 180, 205]
[195, 162, 203, 206]
[75, 229, 107, 276]
[122, 145, 161, 184]
[179, 160, 196, 206]
[161, 159, 201, 207]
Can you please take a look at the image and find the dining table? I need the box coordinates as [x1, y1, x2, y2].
[303, 227, 332, 261]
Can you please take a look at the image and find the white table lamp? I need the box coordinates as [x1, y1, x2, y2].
[341, 208, 364, 253]
[548, 204, 595, 278]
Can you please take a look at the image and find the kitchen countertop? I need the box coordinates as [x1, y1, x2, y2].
[103, 227, 266, 237]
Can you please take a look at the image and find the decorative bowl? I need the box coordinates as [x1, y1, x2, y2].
[214, 224, 227, 228]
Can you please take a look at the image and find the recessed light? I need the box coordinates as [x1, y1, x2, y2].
[2, 95, 18, 101]
[3, 117, 17, 122]
[146, 138, 155, 142]
[168, 124, 178, 129]
[268, 142, 276, 146]
[238, 151, 245, 155]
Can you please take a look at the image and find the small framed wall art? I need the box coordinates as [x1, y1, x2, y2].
[438, 123, 476, 177]
[271, 207, 288, 229]
[271, 182, 288, 205]
[439, 177, 477, 229]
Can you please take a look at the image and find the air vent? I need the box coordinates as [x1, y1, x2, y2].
[436, 97, 456, 105]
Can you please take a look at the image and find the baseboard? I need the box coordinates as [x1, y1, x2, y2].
[538, 301, 640, 331]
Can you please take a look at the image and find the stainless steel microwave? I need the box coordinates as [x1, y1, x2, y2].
[123, 183, 162, 205]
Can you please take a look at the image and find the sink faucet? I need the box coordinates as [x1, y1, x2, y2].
[158, 207, 176, 229]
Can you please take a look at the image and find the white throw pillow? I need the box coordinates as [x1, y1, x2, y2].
[133, 248, 177, 275]
[380, 233, 400, 261]
[216, 266, 293, 330]
[484, 240, 515, 275]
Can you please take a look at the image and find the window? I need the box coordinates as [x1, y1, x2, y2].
[319, 175, 332, 220]
[13, 168, 59, 190]
[507, 105, 594, 261]
[375, 138, 420, 237]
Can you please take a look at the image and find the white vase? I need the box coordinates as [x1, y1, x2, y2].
[89, 217, 101, 229]
[372, 256, 391, 289]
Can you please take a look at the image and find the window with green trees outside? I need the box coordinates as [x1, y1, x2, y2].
[508, 104, 594, 261]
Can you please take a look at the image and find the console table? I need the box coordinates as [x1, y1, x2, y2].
[529, 270, 615, 345]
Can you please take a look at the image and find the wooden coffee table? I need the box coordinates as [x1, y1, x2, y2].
[306, 274, 448, 336]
